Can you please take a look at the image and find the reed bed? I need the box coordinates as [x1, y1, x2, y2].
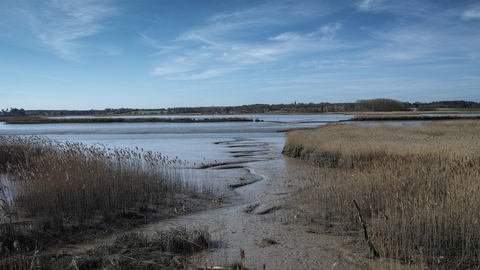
[0, 135, 204, 245]
[350, 114, 480, 121]
[283, 120, 480, 268]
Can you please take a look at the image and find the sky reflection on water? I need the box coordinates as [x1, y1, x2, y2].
[0, 114, 351, 164]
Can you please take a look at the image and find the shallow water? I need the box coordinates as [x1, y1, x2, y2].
[0, 114, 352, 165]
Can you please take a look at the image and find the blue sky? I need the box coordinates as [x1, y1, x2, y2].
[0, 0, 479, 110]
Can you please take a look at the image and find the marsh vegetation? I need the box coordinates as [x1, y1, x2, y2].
[0, 135, 213, 259]
[283, 120, 480, 268]
[1, 228, 212, 269]
[350, 114, 480, 121]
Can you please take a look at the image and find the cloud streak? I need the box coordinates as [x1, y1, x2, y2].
[355, 1, 480, 63]
[462, 4, 480, 20]
[357, 0, 385, 11]
[149, 2, 343, 80]
[0, 0, 119, 61]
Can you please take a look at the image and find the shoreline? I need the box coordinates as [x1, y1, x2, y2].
[2, 109, 479, 123]
[347, 114, 480, 121]
[0, 116, 257, 124]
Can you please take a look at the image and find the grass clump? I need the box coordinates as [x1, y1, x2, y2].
[0, 135, 205, 249]
[1, 227, 212, 269]
[283, 120, 480, 268]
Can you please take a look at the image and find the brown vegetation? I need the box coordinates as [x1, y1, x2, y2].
[1, 227, 212, 269]
[283, 121, 480, 268]
[0, 135, 208, 250]
[350, 114, 480, 121]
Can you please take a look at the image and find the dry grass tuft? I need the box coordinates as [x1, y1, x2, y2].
[0, 227, 212, 269]
[284, 120, 480, 268]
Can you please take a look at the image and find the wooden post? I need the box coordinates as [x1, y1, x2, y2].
[353, 199, 379, 257]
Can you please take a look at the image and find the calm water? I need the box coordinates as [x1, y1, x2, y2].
[0, 114, 352, 164]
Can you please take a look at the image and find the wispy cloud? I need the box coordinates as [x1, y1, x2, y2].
[357, 0, 385, 11]
[149, 2, 343, 80]
[150, 23, 343, 80]
[0, 0, 119, 61]
[462, 4, 480, 20]
[140, 33, 179, 56]
[149, 64, 192, 76]
[176, 68, 240, 80]
[356, 0, 436, 18]
[356, 1, 480, 63]
[268, 23, 342, 42]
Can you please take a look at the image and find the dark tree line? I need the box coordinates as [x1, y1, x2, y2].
[2, 100, 479, 117]
[25, 108, 168, 116]
[404, 101, 480, 109]
[168, 102, 355, 114]
[0, 108, 26, 117]
[355, 98, 406, 112]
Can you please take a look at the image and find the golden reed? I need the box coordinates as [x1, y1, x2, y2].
[284, 120, 480, 268]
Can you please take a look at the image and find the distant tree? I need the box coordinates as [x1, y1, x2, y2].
[355, 98, 405, 112]
[10, 108, 19, 115]
[416, 105, 437, 111]
[1, 108, 26, 116]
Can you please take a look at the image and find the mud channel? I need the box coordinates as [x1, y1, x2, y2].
[52, 137, 373, 269]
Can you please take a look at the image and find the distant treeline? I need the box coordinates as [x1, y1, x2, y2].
[169, 102, 355, 114]
[405, 100, 480, 111]
[1, 100, 479, 117]
[355, 98, 406, 112]
[0, 108, 26, 117]
[3, 116, 255, 124]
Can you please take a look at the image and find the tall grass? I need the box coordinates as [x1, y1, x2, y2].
[283, 121, 480, 268]
[0, 135, 203, 243]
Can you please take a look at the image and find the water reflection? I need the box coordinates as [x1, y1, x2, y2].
[0, 114, 351, 164]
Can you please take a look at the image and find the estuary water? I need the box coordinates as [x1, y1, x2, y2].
[0, 114, 352, 165]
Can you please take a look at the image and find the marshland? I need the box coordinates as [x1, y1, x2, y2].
[283, 120, 480, 269]
[1, 113, 479, 269]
